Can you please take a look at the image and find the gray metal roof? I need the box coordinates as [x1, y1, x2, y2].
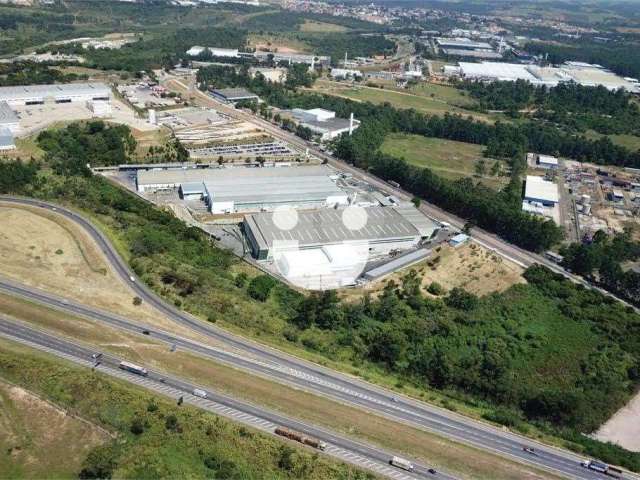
[211, 88, 258, 100]
[138, 165, 335, 186]
[245, 206, 420, 251]
[0, 82, 110, 102]
[364, 248, 431, 280]
[392, 203, 439, 238]
[0, 101, 18, 125]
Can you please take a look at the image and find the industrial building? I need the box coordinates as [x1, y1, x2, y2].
[136, 165, 348, 213]
[289, 108, 360, 141]
[185, 46, 330, 66]
[0, 101, 19, 134]
[523, 175, 559, 206]
[0, 128, 15, 151]
[244, 205, 422, 259]
[447, 61, 640, 93]
[186, 46, 240, 58]
[435, 37, 502, 59]
[330, 68, 363, 80]
[0, 83, 111, 107]
[210, 88, 259, 104]
[536, 154, 559, 169]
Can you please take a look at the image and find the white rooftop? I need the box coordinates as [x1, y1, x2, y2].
[538, 154, 559, 166]
[524, 175, 559, 203]
[0, 82, 110, 102]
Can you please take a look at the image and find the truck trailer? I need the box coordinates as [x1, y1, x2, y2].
[274, 427, 327, 450]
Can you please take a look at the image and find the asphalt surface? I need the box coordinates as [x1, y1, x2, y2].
[0, 316, 444, 480]
[0, 196, 628, 480]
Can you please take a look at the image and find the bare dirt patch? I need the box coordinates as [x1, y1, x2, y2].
[595, 390, 640, 452]
[0, 380, 110, 478]
[346, 243, 525, 301]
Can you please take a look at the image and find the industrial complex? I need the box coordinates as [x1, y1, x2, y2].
[136, 165, 348, 213]
[0, 82, 112, 150]
[445, 61, 640, 92]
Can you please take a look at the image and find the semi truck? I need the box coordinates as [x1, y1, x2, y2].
[118, 361, 148, 376]
[274, 427, 327, 451]
[389, 456, 414, 471]
[581, 460, 624, 478]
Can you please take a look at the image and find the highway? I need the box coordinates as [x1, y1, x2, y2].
[0, 196, 626, 480]
[0, 316, 441, 480]
[165, 76, 638, 312]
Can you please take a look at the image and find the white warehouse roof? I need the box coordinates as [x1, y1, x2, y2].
[0, 82, 111, 103]
[524, 175, 559, 204]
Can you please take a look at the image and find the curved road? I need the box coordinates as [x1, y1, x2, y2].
[0, 196, 627, 480]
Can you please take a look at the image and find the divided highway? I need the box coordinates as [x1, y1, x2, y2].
[0, 316, 440, 480]
[0, 196, 626, 480]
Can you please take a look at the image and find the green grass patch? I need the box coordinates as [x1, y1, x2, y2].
[0, 338, 373, 480]
[380, 133, 508, 189]
[299, 20, 349, 33]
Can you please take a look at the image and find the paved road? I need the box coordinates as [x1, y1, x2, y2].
[166, 77, 638, 313]
[0, 316, 441, 480]
[0, 196, 628, 480]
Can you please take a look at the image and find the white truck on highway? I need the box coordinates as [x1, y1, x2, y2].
[389, 456, 414, 471]
[119, 361, 148, 376]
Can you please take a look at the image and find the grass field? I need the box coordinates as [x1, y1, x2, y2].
[0, 293, 559, 480]
[585, 130, 640, 151]
[299, 20, 348, 32]
[312, 80, 493, 122]
[0, 338, 369, 480]
[380, 133, 508, 189]
[0, 380, 110, 479]
[408, 82, 477, 107]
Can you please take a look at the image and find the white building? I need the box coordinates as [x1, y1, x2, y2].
[524, 175, 559, 205]
[330, 68, 363, 80]
[136, 165, 348, 214]
[0, 83, 111, 107]
[290, 108, 360, 141]
[0, 101, 19, 134]
[536, 154, 559, 169]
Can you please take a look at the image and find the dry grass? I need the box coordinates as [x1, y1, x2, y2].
[0, 293, 557, 480]
[0, 203, 233, 348]
[346, 243, 525, 301]
[0, 379, 110, 479]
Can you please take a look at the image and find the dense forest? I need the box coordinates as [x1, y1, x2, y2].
[561, 231, 640, 306]
[0, 62, 88, 87]
[2, 122, 640, 470]
[461, 79, 640, 137]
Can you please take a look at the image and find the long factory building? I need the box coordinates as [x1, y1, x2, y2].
[136, 165, 348, 213]
[244, 205, 436, 260]
[0, 83, 111, 107]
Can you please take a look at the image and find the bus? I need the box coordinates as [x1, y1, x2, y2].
[119, 361, 148, 376]
[389, 456, 414, 471]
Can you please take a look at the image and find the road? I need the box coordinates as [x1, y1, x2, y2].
[165, 75, 638, 313]
[0, 316, 439, 480]
[0, 196, 627, 480]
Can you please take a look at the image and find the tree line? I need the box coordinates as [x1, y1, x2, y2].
[460, 79, 640, 137]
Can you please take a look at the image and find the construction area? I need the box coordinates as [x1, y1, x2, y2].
[154, 107, 298, 162]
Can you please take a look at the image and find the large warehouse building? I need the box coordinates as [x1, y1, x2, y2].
[244, 205, 438, 289]
[0, 83, 111, 107]
[447, 61, 640, 92]
[136, 166, 348, 213]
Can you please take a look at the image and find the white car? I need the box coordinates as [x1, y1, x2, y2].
[193, 388, 207, 398]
